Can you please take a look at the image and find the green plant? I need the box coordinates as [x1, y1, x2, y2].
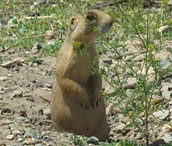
[71, 135, 87, 146]
[0, 56, 3, 64]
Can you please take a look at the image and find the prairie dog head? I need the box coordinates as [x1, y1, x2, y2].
[67, 9, 113, 42]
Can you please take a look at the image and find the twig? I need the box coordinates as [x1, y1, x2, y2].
[39, 95, 50, 103]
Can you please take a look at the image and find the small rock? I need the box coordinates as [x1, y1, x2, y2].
[161, 83, 172, 99]
[162, 90, 171, 99]
[34, 0, 45, 6]
[43, 108, 51, 116]
[6, 134, 14, 140]
[16, 116, 26, 121]
[12, 130, 21, 135]
[35, 144, 43, 146]
[46, 83, 52, 88]
[102, 80, 114, 94]
[35, 81, 44, 88]
[17, 137, 23, 142]
[0, 76, 8, 81]
[87, 136, 99, 145]
[118, 114, 125, 122]
[0, 46, 4, 52]
[46, 40, 55, 46]
[112, 123, 126, 133]
[42, 136, 52, 142]
[134, 54, 144, 62]
[162, 133, 172, 143]
[157, 25, 170, 33]
[106, 103, 114, 116]
[31, 42, 42, 54]
[123, 77, 137, 89]
[162, 124, 172, 132]
[115, 47, 125, 58]
[149, 139, 166, 146]
[24, 128, 39, 139]
[7, 73, 12, 77]
[153, 110, 169, 120]
[1, 58, 24, 68]
[23, 138, 37, 145]
[11, 89, 23, 98]
[160, 59, 170, 69]
[126, 89, 134, 97]
[45, 30, 55, 39]
[5, 120, 12, 125]
[168, 0, 172, 5]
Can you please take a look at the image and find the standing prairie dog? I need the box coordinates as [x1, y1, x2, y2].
[51, 9, 113, 141]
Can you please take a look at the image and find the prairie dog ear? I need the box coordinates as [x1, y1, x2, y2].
[68, 17, 77, 33]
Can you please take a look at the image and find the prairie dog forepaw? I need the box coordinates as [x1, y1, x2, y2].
[81, 98, 90, 109]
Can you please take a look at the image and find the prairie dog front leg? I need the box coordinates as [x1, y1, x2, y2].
[60, 78, 90, 108]
[88, 73, 102, 107]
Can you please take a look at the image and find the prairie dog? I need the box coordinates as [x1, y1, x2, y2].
[51, 9, 113, 141]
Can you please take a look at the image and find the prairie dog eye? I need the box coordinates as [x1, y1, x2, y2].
[86, 14, 95, 21]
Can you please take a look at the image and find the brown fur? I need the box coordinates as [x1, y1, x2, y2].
[51, 9, 113, 141]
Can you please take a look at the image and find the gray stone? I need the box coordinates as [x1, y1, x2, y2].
[6, 134, 14, 140]
[0, 76, 8, 81]
[24, 128, 39, 139]
[112, 123, 126, 133]
[43, 108, 50, 116]
[153, 110, 169, 120]
[16, 116, 26, 121]
[87, 136, 99, 145]
[162, 133, 172, 143]
[160, 59, 170, 69]
[106, 103, 114, 116]
[35, 81, 44, 88]
[123, 77, 137, 89]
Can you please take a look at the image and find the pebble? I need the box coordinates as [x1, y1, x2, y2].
[24, 128, 39, 139]
[6, 134, 14, 140]
[87, 136, 99, 145]
[35, 81, 44, 88]
[106, 103, 114, 116]
[162, 133, 172, 143]
[0, 76, 8, 81]
[0, 46, 4, 52]
[112, 123, 126, 133]
[23, 138, 37, 145]
[153, 110, 169, 120]
[46, 83, 52, 88]
[16, 116, 26, 121]
[160, 59, 170, 69]
[12, 130, 21, 135]
[42, 136, 52, 142]
[123, 77, 137, 89]
[17, 137, 23, 142]
[43, 108, 51, 116]
[157, 25, 169, 33]
[5, 119, 12, 124]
